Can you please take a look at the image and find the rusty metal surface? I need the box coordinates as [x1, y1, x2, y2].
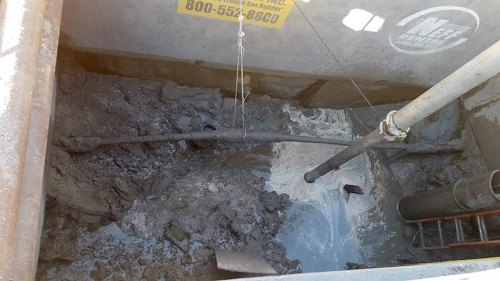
[406, 208, 500, 223]
[409, 208, 500, 250]
[10, 0, 64, 279]
[449, 240, 500, 248]
[0, 0, 49, 279]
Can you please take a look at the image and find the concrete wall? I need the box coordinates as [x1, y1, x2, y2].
[463, 74, 500, 171]
[64, 47, 428, 108]
[61, 0, 500, 87]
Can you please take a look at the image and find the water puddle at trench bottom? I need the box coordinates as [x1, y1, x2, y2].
[264, 105, 383, 272]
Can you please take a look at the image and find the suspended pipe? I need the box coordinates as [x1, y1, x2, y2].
[57, 129, 462, 154]
[398, 171, 500, 220]
[0, 0, 48, 279]
[304, 39, 500, 183]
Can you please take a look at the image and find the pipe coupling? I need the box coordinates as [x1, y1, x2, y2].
[379, 110, 409, 141]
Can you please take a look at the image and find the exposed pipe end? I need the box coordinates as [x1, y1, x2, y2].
[305, 164, 340, 183]
[304, 172, 316, 183]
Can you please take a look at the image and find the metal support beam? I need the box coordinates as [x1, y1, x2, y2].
[0, 0, 48, 277]
[11, 0, 63, 280]
[0, 0, 59, 279]
[304, 39, 500, 183]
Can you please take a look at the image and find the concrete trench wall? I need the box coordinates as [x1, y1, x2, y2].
[60, 1, 500, 108]
[63, 47, 429, 109]
[463, 74, 500, 171]
[62, 0, 500, 86]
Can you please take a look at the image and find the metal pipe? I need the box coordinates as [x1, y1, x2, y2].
[304, 39, 500, 183]
[304, 130, 384, 182]
[58, 129, 462, 154]
[12, 0, 63, 280]
[0, 0, 48, 279]
[398, 171, 500, 220]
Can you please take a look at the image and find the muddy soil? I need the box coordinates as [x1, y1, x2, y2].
[37, 56, 499, 280]
[37, 58, 300, 280]
[349, 102, 500, 263]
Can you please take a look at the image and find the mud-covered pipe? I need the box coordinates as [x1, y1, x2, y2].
[57, 129, 462, 154]
[0, 0, 48, 279]
[11, 1, 63, 280]
[304, 39, 500, 183]
[398, 171, 500, 220]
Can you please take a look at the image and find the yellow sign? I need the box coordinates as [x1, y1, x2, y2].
[177, 0, 294, 28]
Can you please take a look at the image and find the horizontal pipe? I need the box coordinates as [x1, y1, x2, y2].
[56, 129, 462, 154]
[304, 39, 500, 183]
[398, 171, 500, 220]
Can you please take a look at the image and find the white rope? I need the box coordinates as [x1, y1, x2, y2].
[233, 0, 248, 136]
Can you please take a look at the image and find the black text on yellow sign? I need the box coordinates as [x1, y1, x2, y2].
[177, 0, 295, 28]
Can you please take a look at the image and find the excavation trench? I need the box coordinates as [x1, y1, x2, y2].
[36, 58, 500, 280]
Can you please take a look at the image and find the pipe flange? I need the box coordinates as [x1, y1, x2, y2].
[379, 110, 410, 142]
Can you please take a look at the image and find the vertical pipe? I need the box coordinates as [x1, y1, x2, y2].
[11, 0, 63, 280]
[304, 39, 500, 183]
[0, 0, 48, 279]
